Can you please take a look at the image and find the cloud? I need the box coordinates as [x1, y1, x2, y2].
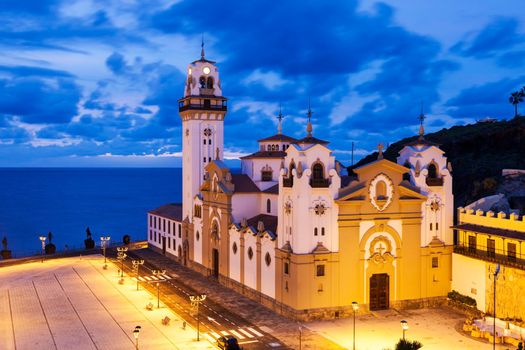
[451, 17, 525, 59]
[445, 76, 525, 119]
[0, 75, 81, 124]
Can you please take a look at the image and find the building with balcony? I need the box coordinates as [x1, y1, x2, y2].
[452, 194, 525, 319]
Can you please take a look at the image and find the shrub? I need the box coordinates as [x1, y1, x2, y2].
[123, 234, 131, 245]
[395, 339, 423, 350]
[448, 290, 477, 307]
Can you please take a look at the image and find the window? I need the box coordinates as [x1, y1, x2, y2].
[232, 242, 237, 254]
[178, 224, 182, 238]
[208, 157, 211, 162]
[149, 216, 152, 227]
[312, 163, 324, 181]
[321, 227, 325, 236]
[163, 219, 166, 232]
[168, 238, 171, 249]
[284, 262, 289, 275]
[203, 157, 206, 163]
[266, 199, 271, 213]
[427, 163, 438, 178]
[265, 252, 271, 266]
[196, 231, 200, 241]
[154, 231, 157, 242]
[508, 242, 517, 262]
[168, 221, 171, 235]
[432, 257, 439, 268]
[282, 144, 287, 151]
[376, 181, 387, 199]
[206, 76, 214, 89]
[314, 228, 318, 236]
[149, 230, 152, 240]
[487, 239, 495, 258]
[199, 76, 206, 88]
[203, 139, 206, 145]
[208, 139, 212, 145]
[430, 223, 433, 231]
[468, 235, 476, 253]
[261, 170, 272, 181]
[173, 238, 175, 248]
[247, 247, 254, 260]
[316, 265, 325, 277]
[436, 222, 439, 230]
[154, 216, 157, 229]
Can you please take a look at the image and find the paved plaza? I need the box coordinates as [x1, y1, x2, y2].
[0, 255, 214, 350]
[306, 308, 511, 350]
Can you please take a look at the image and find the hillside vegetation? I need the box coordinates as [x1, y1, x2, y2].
[350, 116, 525, 207]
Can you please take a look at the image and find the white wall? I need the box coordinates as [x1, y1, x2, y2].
[244, 233, 257, 290]
[452, 253, 486, 312]
[229, 227, 241, 282]
[232, 193, 260, 223]
[260, 237, 275, 298]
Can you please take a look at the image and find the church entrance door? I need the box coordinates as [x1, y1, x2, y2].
[370, 273, 389, 310]
[212, 248, 219, 278]
[162, 237, 166, 255]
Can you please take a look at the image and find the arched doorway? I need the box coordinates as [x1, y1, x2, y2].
[369, 273, 389, 310]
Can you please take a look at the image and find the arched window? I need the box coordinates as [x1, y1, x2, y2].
[321, 227, 325, 236]
[206, 77, 214, 89]
[312, 163, 324, 181]
[266, 199, 271, 213]
[376, 181, 387, 199]
[211, 221, 219, 240]
[282, 144, 287, 151]
[428, 163, 438, 178]
[314, 228, 318, 236]
[199, 76, 206, 88]
[265, 252, 272, 266]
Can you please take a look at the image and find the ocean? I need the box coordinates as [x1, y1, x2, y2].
[0, 168, 182, 256]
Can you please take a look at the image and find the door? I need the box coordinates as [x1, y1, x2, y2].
[370, 273, 389, 310]
[162, 237, 166, 255]
[212, 248, 219, 278]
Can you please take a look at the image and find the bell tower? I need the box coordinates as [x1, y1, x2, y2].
[179, 44, 228, 221]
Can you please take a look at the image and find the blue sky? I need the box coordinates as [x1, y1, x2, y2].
[0, 0, 523, 167]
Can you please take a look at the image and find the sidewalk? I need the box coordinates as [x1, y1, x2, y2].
[0, 255, 215, 350]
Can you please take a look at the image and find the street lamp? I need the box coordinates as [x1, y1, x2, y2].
[116, 246, 128, 283]
[39, 236, 46, 263]
[352, 301, 359, 350]
[100, 236, 110, 269]
[152, 269, 167, 308]
[490, 263, 501, 350]
[189, 294, 207, 341]
[401, 320, 408, 340]
[132, 259, 145, 291]
[133, 325, 141, 350]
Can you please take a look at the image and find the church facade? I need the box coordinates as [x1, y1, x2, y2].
[147, 51, 454, 319]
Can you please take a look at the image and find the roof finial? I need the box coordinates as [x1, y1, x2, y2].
[306, 98, 313, 137]
[418, 101, 425, 140]
[201, 34, 205, 60]
[377, 143, 384, 159]
[277, 102, 284, 135]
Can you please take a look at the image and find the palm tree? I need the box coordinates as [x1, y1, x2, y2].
[509, 91, 524, 118]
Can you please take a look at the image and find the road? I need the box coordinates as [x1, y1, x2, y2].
[108, 248, 289, 350]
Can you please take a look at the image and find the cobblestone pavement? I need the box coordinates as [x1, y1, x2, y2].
[131, 248, 345, 350]
[0, 255, 216, 350]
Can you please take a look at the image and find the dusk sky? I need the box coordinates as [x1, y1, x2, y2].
[0, 0, 523, 167]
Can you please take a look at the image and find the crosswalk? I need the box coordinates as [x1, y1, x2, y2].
[134, 274, 172, 282]
[204, 327, 265, 344]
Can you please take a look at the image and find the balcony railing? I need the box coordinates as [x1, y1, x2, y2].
[454, 244, 525, 270]
[426, 177, 444, 186]
[283, 177, 293, 187]
[310, 178, 330, 188]
[178, 102, 227, 112]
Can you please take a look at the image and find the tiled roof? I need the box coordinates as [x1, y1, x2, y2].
[240, 151, 287, 159]
[148, 203, 183, 221]
[247, 214, 278, 237]
[295, 135, 329, 145]
[257, 134, 298, 143]
[263, 184, 279, 194]
[452, 223, 525, 240]
[231, 174, 260, 193]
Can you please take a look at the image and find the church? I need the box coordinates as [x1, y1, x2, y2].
[147, 49, 454, 319]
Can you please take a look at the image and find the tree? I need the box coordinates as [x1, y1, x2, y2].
[1, 236, 12, 259]
[509, 91, 524, 118]
[395, 339, 423, 350]
[45, 231, 56, 254]
[84, 227, 95, 249]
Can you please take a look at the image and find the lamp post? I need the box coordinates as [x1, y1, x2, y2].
[401, 320, 408, 340]
[100, 236, 110, 269]
[152, 269, 167, 308]
[133, 325, 141, 350]
[189, 294, 207, 341]
[132, 259, 145, 291]
[352, 301, 359, 350]
[116, 246, 128, 283]
[39, 236, 46, 263]
[491, 264, 501, 350]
